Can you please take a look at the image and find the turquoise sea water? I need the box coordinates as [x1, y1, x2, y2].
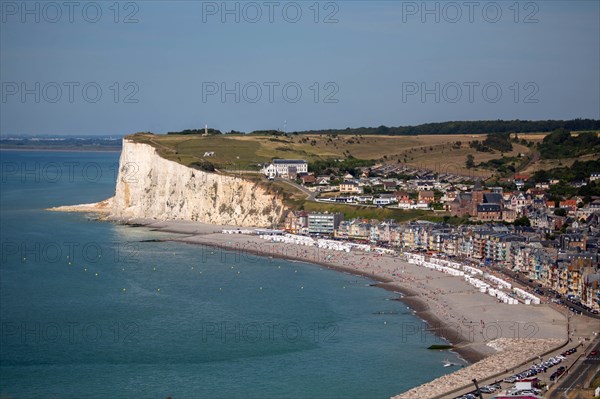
[0, 150, 462, 399]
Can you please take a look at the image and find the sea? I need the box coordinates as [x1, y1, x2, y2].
[0, 150, 463, 399]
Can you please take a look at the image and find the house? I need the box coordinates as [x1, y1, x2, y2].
[416, 181, 434, 191]
[418, 190, 435, 204]
[532, 198, 547, 210]
[300, 175, 316, 185]
[348, 220, 372, 241]
[395, 191, 411, 202]
[589, 200, 600, 211]
[512, 174, 530, 182]
[443, 188, 458, 202]
[559, 199, 578, 213]
[352, 195, 373, 203]
[509, 192, 531, 214]
[526, 188, 547, 199]
[582, 272, 600, 310]
[316, 176, 331, 185]
[340, 181, 362, 194]
[396, 192, 414, 209]
[477, 204, 502, 221]
[382, 181, 397, 191]
[515, 179, 525, 190]
[559, 234, 586, 251]
[262, 159, 308, 178]
[374, 194, 398, 206]
[570, 181, 587, 188]
[337, 219, 371, 241]
[502, 208, 517, 223]
[535, 181, 550, 189]
[284, 210, 308, 234]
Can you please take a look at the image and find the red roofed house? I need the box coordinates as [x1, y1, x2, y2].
[300, 175, 316, 185]
[559, 199, 578, 214]
[513, 174, 530, 181]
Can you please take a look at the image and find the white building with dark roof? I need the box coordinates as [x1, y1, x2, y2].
[262, 159, 308, 178]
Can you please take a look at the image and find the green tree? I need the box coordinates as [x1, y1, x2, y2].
[466, 154, 475, 169]
[554, 208, 567, 217]
[513, 216, 531, 227]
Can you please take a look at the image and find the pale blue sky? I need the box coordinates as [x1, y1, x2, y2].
[1, 1, 599, 135]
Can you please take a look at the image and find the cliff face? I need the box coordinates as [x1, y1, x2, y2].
[110, 140, 285, 227]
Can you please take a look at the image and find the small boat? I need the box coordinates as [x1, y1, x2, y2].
[443, 359, 456, 367]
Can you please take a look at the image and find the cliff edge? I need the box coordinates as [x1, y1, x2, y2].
[50, 139, 286, 227]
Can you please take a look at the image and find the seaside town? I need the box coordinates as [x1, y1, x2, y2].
[225, 158, 600, 398]
[260, 158, 600, 313]
[4, 1, 600, 398]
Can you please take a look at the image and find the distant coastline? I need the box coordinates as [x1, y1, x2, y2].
[0, 146, 121, 152]
[0, 136, 122, 153]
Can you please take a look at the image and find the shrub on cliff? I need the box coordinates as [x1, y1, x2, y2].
[190, 161, 215, 172]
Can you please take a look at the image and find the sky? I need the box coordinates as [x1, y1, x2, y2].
[1, 0, 599, 136]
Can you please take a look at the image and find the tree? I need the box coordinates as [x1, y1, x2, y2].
[466, 154, 475, 169]
[190, 160, 215, 172]
[513, 216, 531, 227]
[554, 208, 567, 217]
[483, 132, 513, 152]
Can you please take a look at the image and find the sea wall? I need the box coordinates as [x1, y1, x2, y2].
[109, 139, 285, 227]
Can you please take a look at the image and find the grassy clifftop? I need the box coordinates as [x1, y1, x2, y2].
[127, 132, 537, 176]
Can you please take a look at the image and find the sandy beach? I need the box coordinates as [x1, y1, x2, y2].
[83, 218, 572, 397]
[111, 220, 568, 398]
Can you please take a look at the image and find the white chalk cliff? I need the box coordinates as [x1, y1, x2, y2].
[52, 139, 286, 227]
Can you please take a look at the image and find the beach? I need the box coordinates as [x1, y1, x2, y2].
[105, 219, 572, 397]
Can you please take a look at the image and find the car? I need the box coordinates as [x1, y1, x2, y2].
[588, 350, 598, 357]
